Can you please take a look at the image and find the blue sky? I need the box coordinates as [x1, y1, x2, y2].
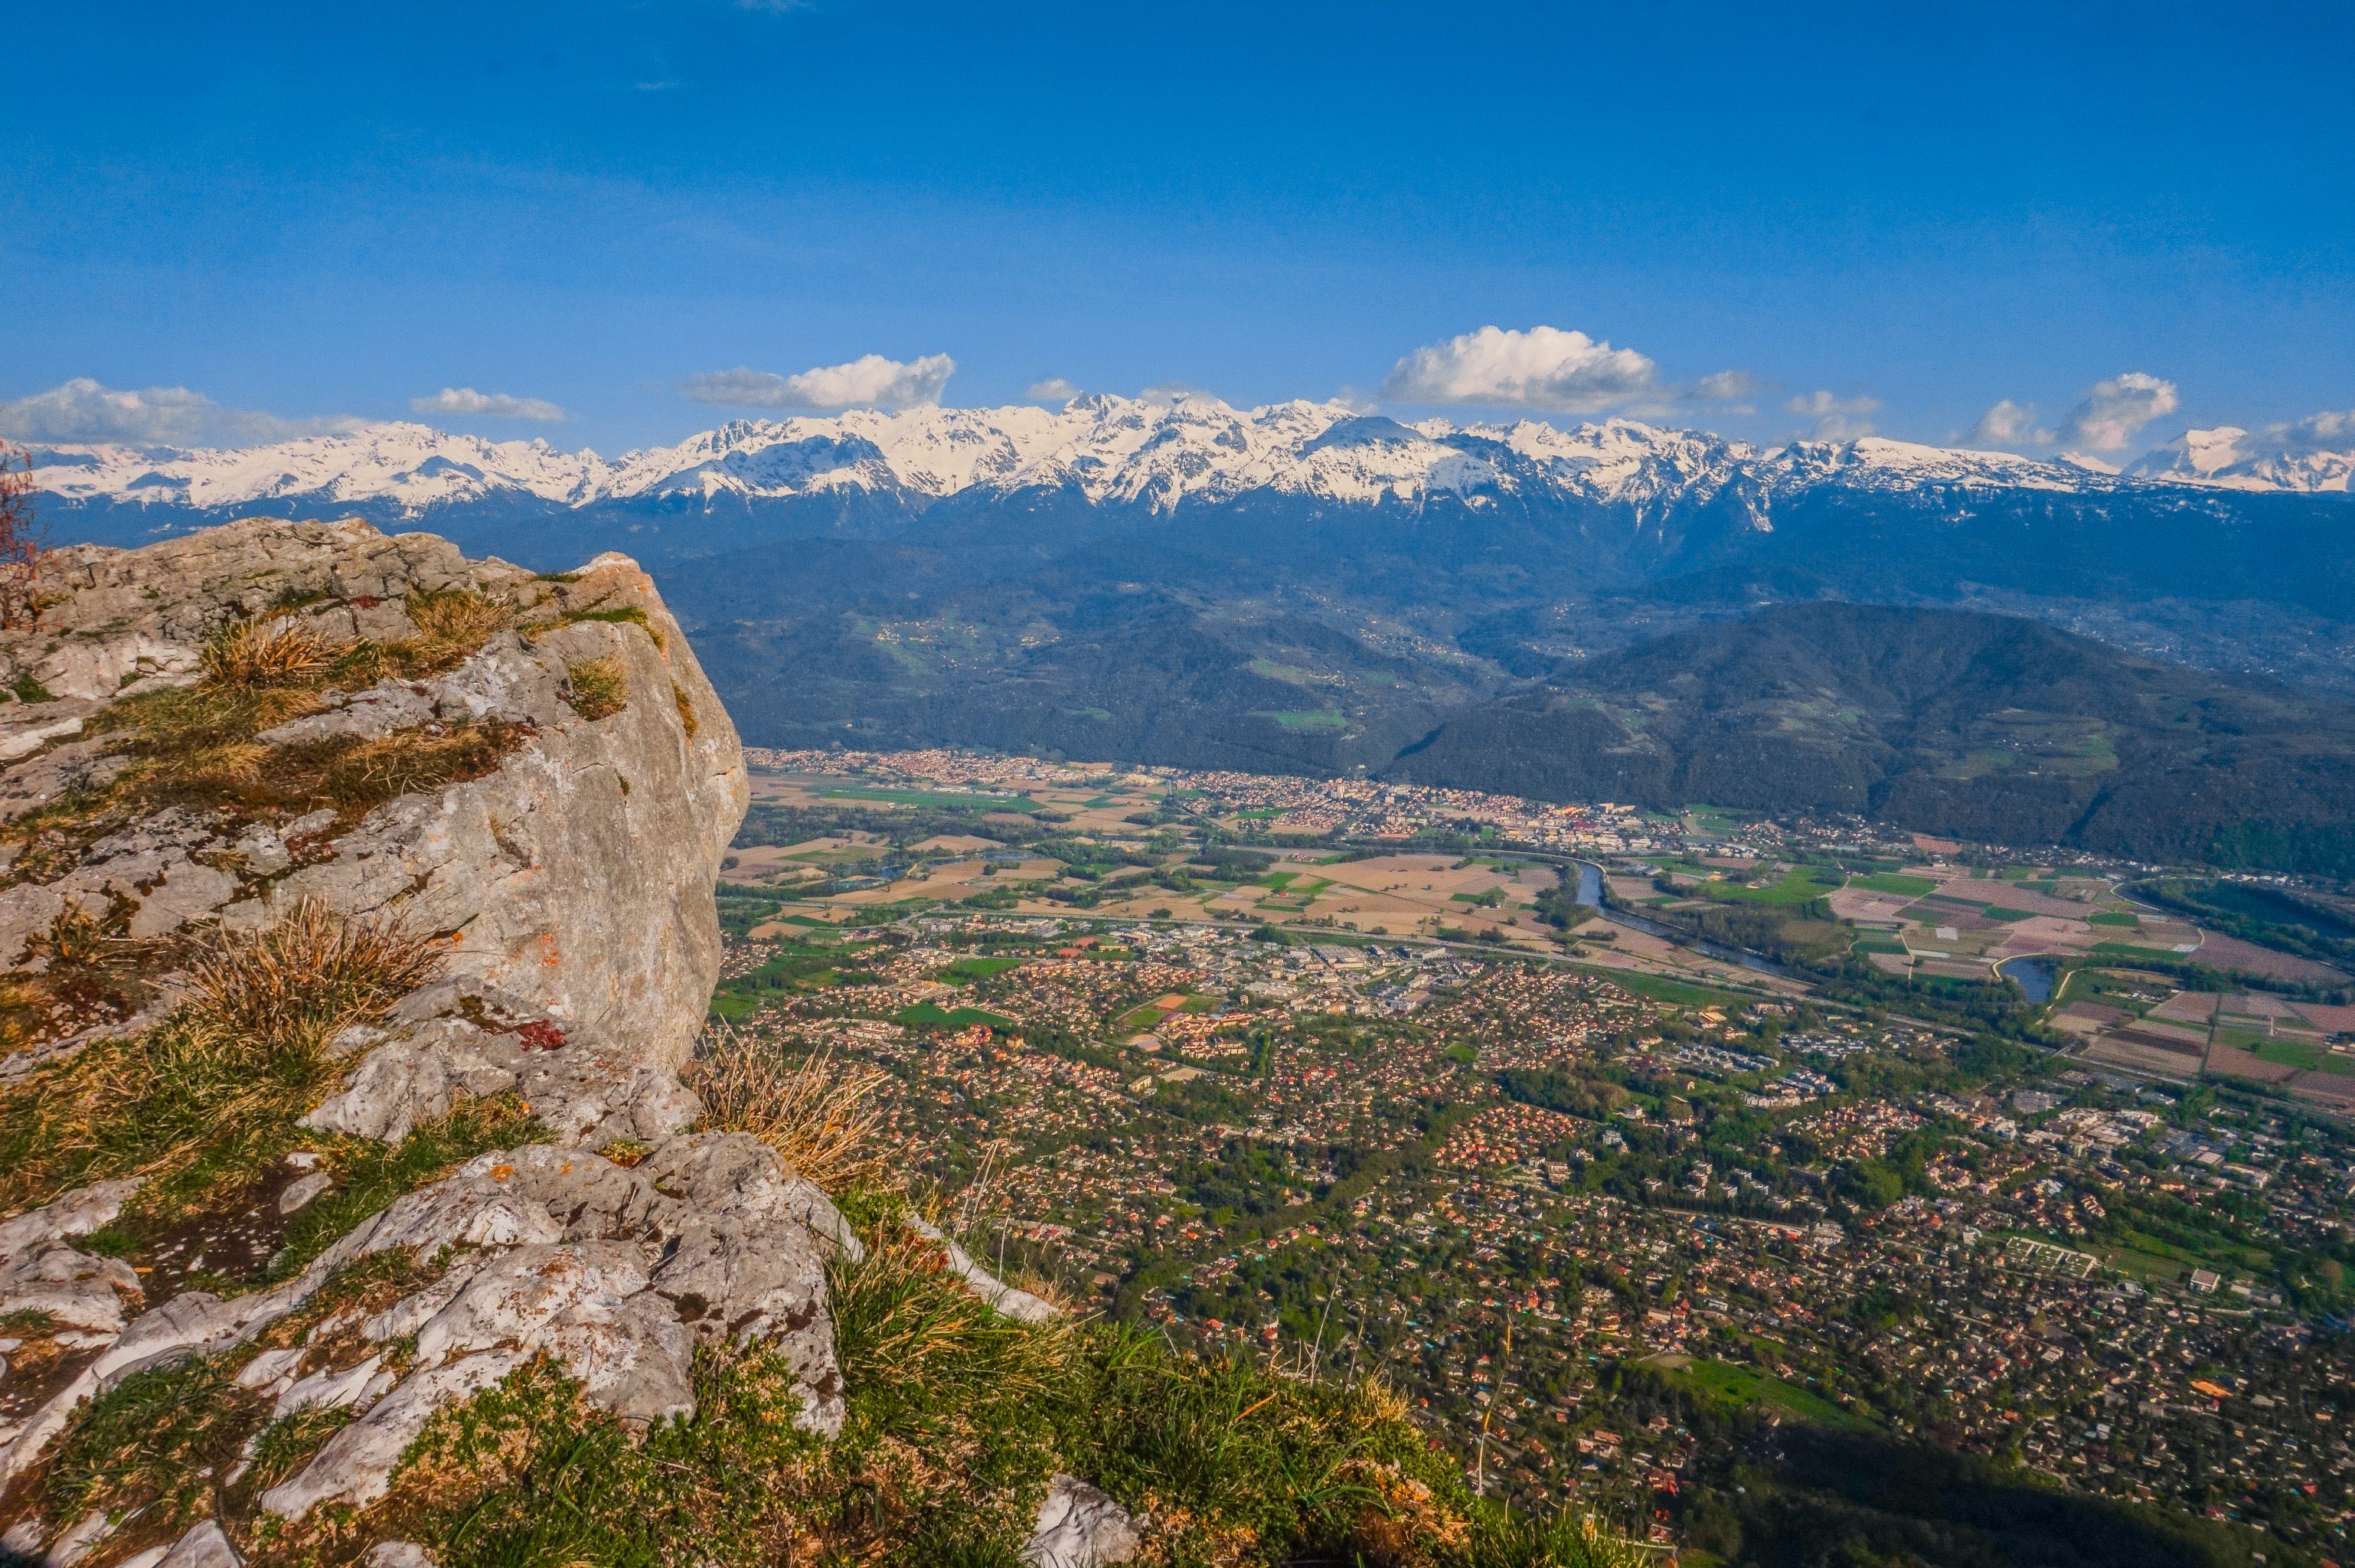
[3, 0, 2350, 456]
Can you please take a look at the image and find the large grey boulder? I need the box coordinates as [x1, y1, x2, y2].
[249, 1131, 854, 1522]
[228, 557, 744, 1072]
[7, 523, 746, 1073]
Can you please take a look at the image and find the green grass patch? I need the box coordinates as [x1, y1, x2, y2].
[2082, 1239, 2198, 1288]
[1854, 872, 1938, 896]
[707, 991, 763, 1023]
[2092, 941, 2184, 962]
[1983, 906, 2038, 923]
[2255, 1037, 2329, 1072]
[2100, 1227, 2255, 1282]
[942, 956, 1024, 982]
[44, 1356, 260, 1549]
[1648, 1355, 1871, 1431]
[1707, 867, 1843, 906]
[1256, 708, 1351, 733]
[1566, 965, 1756, 1009]
[2087, 910, 2141, 927]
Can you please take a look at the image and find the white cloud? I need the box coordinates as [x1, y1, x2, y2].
[410, 387, 567, 423]
[1380, 325, 1661, 413]
[2262, 407, 2355, 455]
[1027, 378, 1084, 405]
[681, 353, 955, 413]
[0, 377, 357, 447]
[1787, 389, 1883, 441]
[1965, 398, 2054, 449]
[2059, 371, 2178, 452]
[1133, 381, 1223, 409]
[1690, 369, 1767, 403]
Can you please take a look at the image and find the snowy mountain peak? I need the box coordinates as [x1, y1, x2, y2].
[2129, 420, 2355, 494]
[27, 394, 2355, 526]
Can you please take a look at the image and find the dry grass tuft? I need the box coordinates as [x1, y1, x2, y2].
[564, 656, 629, 720]
[672, 681, 698, 737]
[309, 722, 524, 816]
[1338, 1458, 1473, 1563]
[688, 1023, 892, 1194]
[0, 902, 441, 1210]
[201, 613, 347, 687]
[185, 897, 441, 1059]
[405, 586, 512, 652]
[28, 900, 136, 971]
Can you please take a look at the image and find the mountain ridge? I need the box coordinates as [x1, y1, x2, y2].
[1389, 602, 2355, 874]
[29, 396, 2353, 537]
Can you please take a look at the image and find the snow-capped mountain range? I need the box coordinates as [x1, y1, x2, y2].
[28, 393, 2350, 530]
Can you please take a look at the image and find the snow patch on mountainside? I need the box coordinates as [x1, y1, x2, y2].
[29, 396, 2352, 526]
[2131, 423, 2355, 494]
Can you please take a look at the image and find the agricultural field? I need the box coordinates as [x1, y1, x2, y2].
[726, 752, 2351, 1094]
[1825, 864, 2202, 981]
[2056, 971, 2355, 1106]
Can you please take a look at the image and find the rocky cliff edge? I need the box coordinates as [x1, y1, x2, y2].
[0, 521, 916, 1565]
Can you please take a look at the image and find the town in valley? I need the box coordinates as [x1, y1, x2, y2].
[706, 746, 2355, 1563]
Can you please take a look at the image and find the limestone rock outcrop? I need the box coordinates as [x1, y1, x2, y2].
[0, 518, 1079, 1565]
[0, 519, 792, 1550]
[1, 521, 744, 1067]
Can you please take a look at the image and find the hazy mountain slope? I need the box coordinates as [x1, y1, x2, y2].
[1645, 483, 2355, 622]
[1390, 604, 2355, 873]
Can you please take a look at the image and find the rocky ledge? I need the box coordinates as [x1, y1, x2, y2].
[0, 521, 1107, 1568]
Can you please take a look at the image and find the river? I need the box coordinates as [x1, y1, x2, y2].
[1570, 860, 1788, 977]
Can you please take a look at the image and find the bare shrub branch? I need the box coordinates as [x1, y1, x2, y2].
[0, 440, 49, 629]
